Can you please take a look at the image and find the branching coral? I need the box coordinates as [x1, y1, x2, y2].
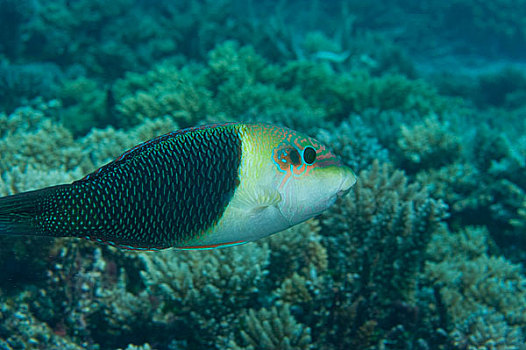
[397, 115, 462, 172]
[58, 77, 110, 136]
[118, 344, 153, 350]
[113, 62, 215, 128]
[75, 116, 180, 173]
[319, 160, 448, 348]
[0, 102, 78, 173]
[415, 125, 526, 252]
[323, 160, 447, 302]
[283, 68, 451, 121]
[225, 303, 312, 350]
[111, 41, 320, 129]
[200, 40, 311, 121]
[0, 102, 82, 195]
[264, 219, 327, 282]
[451, 310, 525, 350]
[426, 226, 526, 347]
[0, 103, 179, 195]
[0, 291, 84, 350]
[315, 117, 389, 173]
[139, 244, 270, 348]
[416, 162, 482, 222]
[1, 2, 525, 349]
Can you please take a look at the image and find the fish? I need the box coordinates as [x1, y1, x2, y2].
[0, 122, 356, 250]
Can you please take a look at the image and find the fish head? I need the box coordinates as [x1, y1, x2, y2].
[268, 127, 356, 225]
[242, 124, 356, 229]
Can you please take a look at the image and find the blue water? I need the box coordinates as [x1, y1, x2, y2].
[0, 1, 525, 349]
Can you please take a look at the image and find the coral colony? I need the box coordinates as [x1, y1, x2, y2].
[0, 0, 525, 349]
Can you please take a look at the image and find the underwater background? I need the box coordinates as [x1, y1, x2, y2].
[0, 0, 525, 349]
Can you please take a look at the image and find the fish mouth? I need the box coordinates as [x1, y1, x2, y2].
[337, 187, 351, 197]
[337, 166, 357, 197]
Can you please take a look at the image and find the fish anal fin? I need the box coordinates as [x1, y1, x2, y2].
[176, 240, 247, 250]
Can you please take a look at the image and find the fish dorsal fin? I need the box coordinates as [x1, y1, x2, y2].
[232, 186, 282, 213]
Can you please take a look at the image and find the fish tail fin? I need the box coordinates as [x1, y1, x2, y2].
[0, 185, 69, 237]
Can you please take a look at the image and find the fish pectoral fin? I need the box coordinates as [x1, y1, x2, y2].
[232, 186, 282, 213]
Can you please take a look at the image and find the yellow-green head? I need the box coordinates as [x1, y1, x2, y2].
[196, 123, 357, 248]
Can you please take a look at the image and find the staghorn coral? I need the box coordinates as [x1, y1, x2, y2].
[58, 77, 111, 136]
[139, 243, 270, 348]
[451, 310, 525, 350]
[247, 107, 326, 134]
[0, 101, 75, 173]
[397, 115, 462, 172]
[75, 116, 180, 173]
[113, 62, 215, 128]
[225, 303, 312, 350]
[110, 41, 458, 135]
[0, 164, 83, 196]
[264, 219, 327, 282]
[315, 117, 389, 173]
[278, 62, 452, 121]
[416, 126, 526, 253]
[426, 226, 526, 347]
[112, 41, 321, 130]
[0, 102, 180, 195]
[475, 131, 526, 245]
[416, 162, 483, 222]
[0, 291, 84, 350]
[206, 41, 310, 120]
[322, 160, 447, 303]
[319, 160, 448, 348]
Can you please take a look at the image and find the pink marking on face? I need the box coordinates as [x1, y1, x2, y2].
[271, 133, 342, 190]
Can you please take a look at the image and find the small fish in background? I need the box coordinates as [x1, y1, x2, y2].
[0, 123, 356, 250]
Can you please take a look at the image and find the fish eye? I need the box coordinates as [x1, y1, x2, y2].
[288, 148, 301, 165]
[303, 146, 316, 165]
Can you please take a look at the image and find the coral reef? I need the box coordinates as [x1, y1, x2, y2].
[138, 243, 270, 348]
[397, 115, 462, 172]
[0, 291, 84, 350]
[0, 61, 62, 113]
[323, 161, 447, 301]
[426, 226, 526, 347]
[320, 161, 449, 348]
[315, 117, 390, 173]
[0, 0, 525, 348]
[413, 123, 526, 256]
[225, 303, 312, 350]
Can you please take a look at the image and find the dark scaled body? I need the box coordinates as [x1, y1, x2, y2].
[0, 125, 242, 249]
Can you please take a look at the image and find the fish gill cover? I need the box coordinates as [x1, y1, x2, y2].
[0, 0, 525, 349]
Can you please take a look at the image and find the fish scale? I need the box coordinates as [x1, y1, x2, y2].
[0, 125, 242, 250]
[0, 122, 357, 250]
